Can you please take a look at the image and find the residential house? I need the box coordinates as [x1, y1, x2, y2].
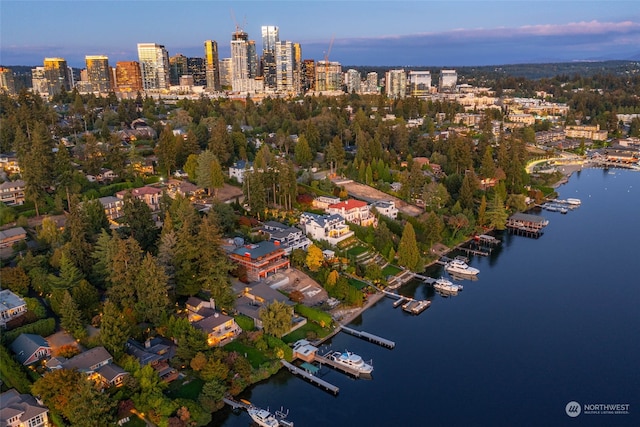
[0, 289, 27, 328]
[233, 282, 299, 330]
[229, 241, 290, 282]
[0, 227, 27, 249]
[9, 334, 51, 365]
[164, 179, 201, 200]
[0, 179, 25, 206]
[370, 200, 399, 219]
[125, 337, 178, 382]
[49, 346, 128, 388]
[185, 297, 241, 347]
[260, 221, 311, 255]
[311, 196, 340, 210]
[326, 199, 377, 227]
[116, 186, 162, 212]
[0, 152, 20, 174]
[299, 212, 354, 246]
[0, 389, 49, 427]
[228, 160, 253, 184]
[98, 196, 124, 221]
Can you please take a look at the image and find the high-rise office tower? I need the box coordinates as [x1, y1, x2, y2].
[31, 67, 48, 94]
[219, 58, 233, 89]
[345, 69, 362, 94]
[230, 30, 260, 92]
[85, 55, 112, 93]
[261, 26, 279, 89]
[408, 71, 431, 97]
[43, 57, 72, 95]
[275, 40, 294, 93]
[385, 69, 406, 99]
[292, 43, 302, 95]
[303, 59, 315, 92]
[0, 67, 16, 95]
[439, 69, 457, 93]
[187, 57, 206, 86]
[204, 40, 221, 91]
[137, 43, 170, 90]
[115, 61, 143, 92]
[315, 60, 342, 92]
[169, 54, 188, 86]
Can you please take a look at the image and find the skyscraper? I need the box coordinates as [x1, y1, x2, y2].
[219, 58, 233, 89]
[439, 69, 457, 93]
[115, 61, 143, 93]
[261, 26, 279, 89]
[275, 40, 294, 94]
[85, 55, 112, 93]
[204, 40, 221, 91]
[169, 54, 188, 85]
[408, 71, 431, 97]
[137, 43, 170, 91]
[385, 69, 406, 99]
[345, 69, 362, 94]
[230, 30, 260, 92]
[315, 60, 342, 92]
[43, 57, 72, 95]
[0, 67, 16, 95]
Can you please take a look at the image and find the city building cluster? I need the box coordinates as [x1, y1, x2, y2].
[0, 25, 462, 101]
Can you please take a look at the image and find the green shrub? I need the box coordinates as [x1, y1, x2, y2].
[294, 304, 333, 328]
[2, 318, 56, 345]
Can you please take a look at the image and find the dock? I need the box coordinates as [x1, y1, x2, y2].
[506, 212, 549, 238]
[402, 299, 431, 314]
[387, 269, 415, 289]
[414, 273, 436, 285]
[280, 359, 339, 395]
[223, 397, 251, 410]
[393, 297, 407, 308]
[339, 325, 395, 349]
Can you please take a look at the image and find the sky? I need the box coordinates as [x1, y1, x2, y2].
[1, 0, 640, 68]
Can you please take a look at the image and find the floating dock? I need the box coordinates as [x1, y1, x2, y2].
[280, 359, 339, 395]
[402, 299, 431, 314]
[339, 325, 395, 349]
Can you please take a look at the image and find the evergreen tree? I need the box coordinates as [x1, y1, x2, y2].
[459, 173, 478, 211]
[397, 222, 420, 271]
[59, 290, 86, 339]
[486, 193, 509, 230]
[477, 195, 488, 227]
[207, 118, 232, 165]
[156, 125, 179, 177]
[120, 193, 159, 253]
[20, 121, 54, 216]
[135, 253, 170, 324]
[107, 236, 143, 309]
[99, 300, 131, 359]
[294, 135, 313, 168]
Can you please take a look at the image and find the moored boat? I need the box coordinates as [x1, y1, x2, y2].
[433, 277, 463, 294]
[328, 350, 373, 374]
[247, 406, 280, 427]
[445, 258, 480, 276]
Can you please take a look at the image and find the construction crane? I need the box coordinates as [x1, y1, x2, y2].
[323, 34, 335, 91]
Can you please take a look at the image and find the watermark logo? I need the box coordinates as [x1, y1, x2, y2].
[566, 401, 581, 417]
[565, 401, 630, 417]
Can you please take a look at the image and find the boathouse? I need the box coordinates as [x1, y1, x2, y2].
[506, 213, 549, 237]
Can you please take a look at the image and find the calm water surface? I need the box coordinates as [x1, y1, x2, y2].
[214, 168, 640, 427]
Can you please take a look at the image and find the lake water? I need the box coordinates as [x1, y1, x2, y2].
[214, 168, 640, 427]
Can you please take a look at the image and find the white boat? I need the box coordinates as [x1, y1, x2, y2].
[433, 277, 463, 294]
[566, 198, 581, 205]
[248, 407, 280, 427]
[328, 350, 373, 374]
[445, 258, 479, 276]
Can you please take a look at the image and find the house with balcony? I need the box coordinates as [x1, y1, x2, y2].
[0, 179, 25, 206]
[229, 241, 290, 282]
[299, 212, 354, 246]
[371, 200, 399, 219]
[312, 196, 340, 210]
[259, 221, 311, 255]
[125, 337, 178, 382]
[98, 196, 124, 222]
[0, 389, 49, 427]
[326, 199, 377, 227]
[9, 333, 51, 366]
[116, 186, 162, 212]
[0, 289, 27, 328]
[186, 297, 241, 347]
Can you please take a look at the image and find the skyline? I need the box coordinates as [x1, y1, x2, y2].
[1, 1, 640, 68]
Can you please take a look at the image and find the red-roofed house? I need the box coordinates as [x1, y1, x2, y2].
[326, 199, 377, 227]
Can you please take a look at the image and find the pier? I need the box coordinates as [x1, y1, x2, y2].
[223, 397, 251, 410]
[280, 359, 340, 395]
[339, 325, 395, 349]
[402, 299, 431, 314]
[506, 213, 549, 238]
[414, 273, 436, 284]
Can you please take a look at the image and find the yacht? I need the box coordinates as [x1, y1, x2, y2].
[247, 406, 280, 427]
[433, 277, 463, 294]
[328, 350, 373, 374]
[445, 258, 479, 276]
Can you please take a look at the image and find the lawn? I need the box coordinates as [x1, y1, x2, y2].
[224, 341, 271, 368]
[165, 377, 204, 400]
[347, 245, 368, 256]
[382, 264, 402, 277]
[282, 322, 332, 344]
[347, 277, 368, 290]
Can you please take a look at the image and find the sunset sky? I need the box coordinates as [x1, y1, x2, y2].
[2, 0, 639, 67]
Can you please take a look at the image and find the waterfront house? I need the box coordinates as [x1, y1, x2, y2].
[260, 221, 312, 255]
[0, 179, 25, 206]
[0, 389, 49, 427]
[9, 333, 51, 365]
[125, 337, 178, 382]
[229, 241, 290, 282]
[0, 289, 27, 328]
[311, 196, 340, 210]
[299, 212, 354, 246]
[0, 226, 27, 249]
[186, 297, 241, 347]
[233, 282, 299, 330]
[326, 199, 377, 227]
